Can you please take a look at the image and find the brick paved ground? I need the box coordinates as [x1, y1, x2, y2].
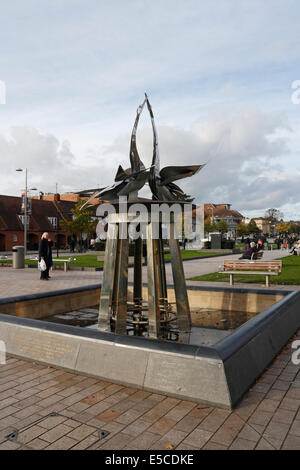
[1, 252, 299, 450]
[0, 327, 299, 450]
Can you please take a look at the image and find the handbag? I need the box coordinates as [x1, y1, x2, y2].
[39, 259, 47, 271]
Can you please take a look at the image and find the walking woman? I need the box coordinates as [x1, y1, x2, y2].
[38, 232, 51, 280]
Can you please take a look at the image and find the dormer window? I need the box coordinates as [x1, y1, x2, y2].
[48, 217, 58, 228]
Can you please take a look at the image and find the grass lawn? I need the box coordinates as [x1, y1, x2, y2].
[0, 249, 220, 268]
[188, 255, 300, 285]
[164, 250, 219, 261]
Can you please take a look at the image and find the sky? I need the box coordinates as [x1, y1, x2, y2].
[0, 0, 300, 220]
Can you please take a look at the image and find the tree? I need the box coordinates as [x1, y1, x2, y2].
[204, 216, 217, 234]
[265, 208, 284, 222]
[237, 222, 249, 237]
[215, 219, 229, 234]
[61, 199, 97, 243]
[275, 221, 290, 234]
[248, 219, 260, 234]
[288, 223, 300, 234]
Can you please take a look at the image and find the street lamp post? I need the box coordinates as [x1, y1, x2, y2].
[16, 168, 37, 259]
[16, 168, 28, 257]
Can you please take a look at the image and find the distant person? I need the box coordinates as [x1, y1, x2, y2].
[257, 239, 264, 251]
[290, 240, 300, 256]
[47, 236, 53, 278]
[239, 242, 256, 260]
[38, 232, 51, 280]
[245, 237, 250, 250]
[70, 238, 75, 253]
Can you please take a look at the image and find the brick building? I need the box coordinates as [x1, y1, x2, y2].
[0, 194, 77, 251]
[204, 203, 244, 238]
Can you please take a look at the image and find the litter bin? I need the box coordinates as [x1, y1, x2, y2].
[12, 246, 24, 269]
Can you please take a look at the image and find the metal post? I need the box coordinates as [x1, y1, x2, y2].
[133, 237, 143, 307]
[98, 223, 118, 331]
[24, 168, 27, 258]
[168, 218, 191, 332]
[114, 235, 129, 335]
[147, 222, 161, 338]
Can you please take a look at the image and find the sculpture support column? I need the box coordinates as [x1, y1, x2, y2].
[147, 222, 161, 338]
[98, 223, 118, 331]
[114, 233, 129, 334]
[169, 221, 191, 332]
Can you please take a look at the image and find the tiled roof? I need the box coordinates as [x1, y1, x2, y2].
[203, 203, 243, 220]
[0, 195, 76, 231]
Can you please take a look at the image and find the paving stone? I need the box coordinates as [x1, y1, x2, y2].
[182, 428, 213, 449]
[272, 380, 290, 391]
[71, 434, 99, 450]
[255, 437, 276, 450]
[0, 440, 21, 450]
[262, 420, 290, 449]
[176, 443, 199, 450]
[238, 423, 261, 443]
[174, 415, 201, 433]
[230, 437, 256, 450]
[38, 414, 67, 430]
[121, 419, 152, 437]
[0, 405, 23, 420]
[257, 399, 280, 413]
[12, 404, 42, 419]
[152, 429, 188, 449]
[272, 408, 296, 425]
[147, 417, 177, 436]
[45, 436, 78, 450]
[289, 419, 300, 437]
[248, 410, 273, 427]
[66, 424, 96, 441]
[17, 425, 46, 444]
[14, 396, 41, 409]
[265, 389, 286, 401]
[282, 434, 300, 450]
[114, 409, 145, 425]
[63, 419, 82, 429]
[0, 396, 19, 410]
[98, 432, 134, 450]
[210, 414, 245, 447]
[279, 397, 300, 411]
[164, 404, 195, 423]
[96, 409, 121, 422]
[39, 423, 74, 443]
[124, 431, 160, 450]
[198, 408, 231, 433]
[202, 441, 228, 450]
[26, 438, 49, 450]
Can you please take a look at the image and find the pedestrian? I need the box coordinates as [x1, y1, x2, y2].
[239, 242, 257, 260]
[47, 235, 53, 278]
[38, 232, 51, 280]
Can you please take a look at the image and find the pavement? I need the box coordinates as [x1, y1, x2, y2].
[0, 335, 300, 450]
[0, 248, 300, 450]
[0, 248, 293, 299]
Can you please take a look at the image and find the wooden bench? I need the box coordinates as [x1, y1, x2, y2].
[251, 251, 263, 260]
[52, 257, 76, 272]
[219, 259, 282, 287]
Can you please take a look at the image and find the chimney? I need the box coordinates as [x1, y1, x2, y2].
[53, 193, 60, 202]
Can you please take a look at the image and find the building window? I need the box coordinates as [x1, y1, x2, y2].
[48, 217, 58, 228]
[13, 235, 18, 242]
[18, 215, 30, 227]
